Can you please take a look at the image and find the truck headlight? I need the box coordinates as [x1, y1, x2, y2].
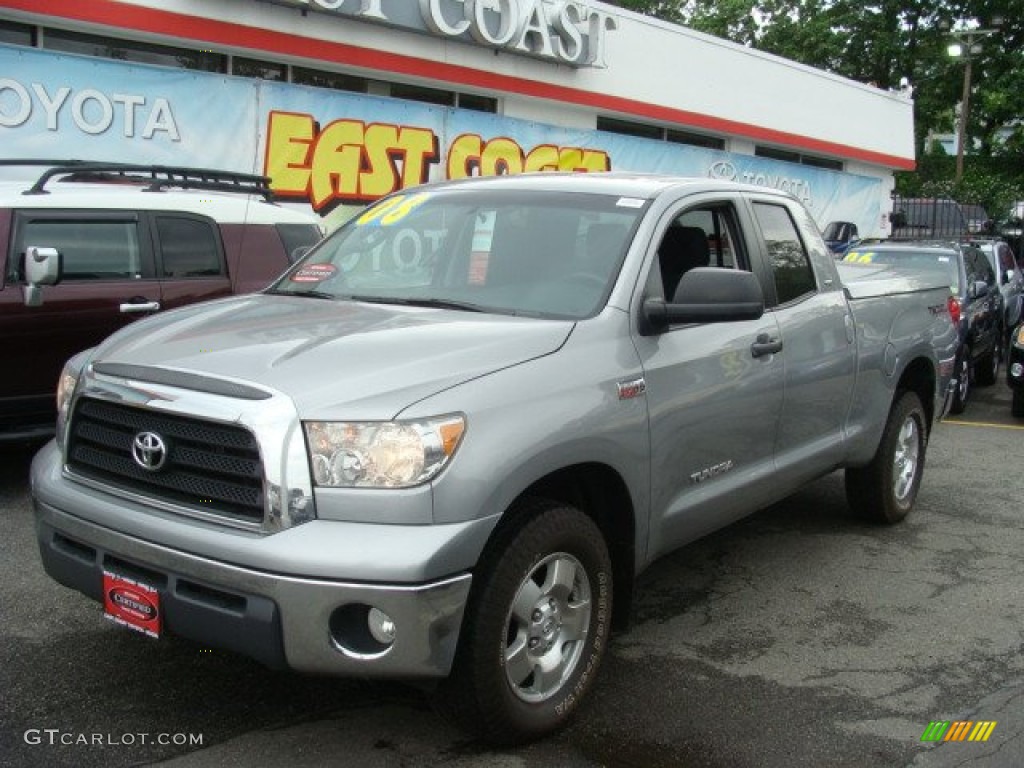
[55, 349, 93, 447]
[56, 368, 77, 420]
[304, 415, 465, 488]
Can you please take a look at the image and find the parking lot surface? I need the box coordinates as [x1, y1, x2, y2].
[2, 382, 1023, 768]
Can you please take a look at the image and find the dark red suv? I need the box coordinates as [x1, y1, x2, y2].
[0, 161, 323, 442]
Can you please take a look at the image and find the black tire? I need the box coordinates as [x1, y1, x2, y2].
[431, 499, 612, 744]
[949, 351, 970, 415]
[1013, 387, 1024, 418]
[845, 391, 927, 524]
[975, 336, 999, 387]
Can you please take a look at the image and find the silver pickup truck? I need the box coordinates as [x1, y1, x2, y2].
[31, 173, 956, 744]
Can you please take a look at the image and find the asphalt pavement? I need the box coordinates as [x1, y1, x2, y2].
[2, 381, 1023, 768]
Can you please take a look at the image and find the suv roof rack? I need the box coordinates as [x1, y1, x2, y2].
[0, 160, 275, 201]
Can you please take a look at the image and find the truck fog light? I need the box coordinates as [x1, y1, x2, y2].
[1012, 362, 1023, 378]
[368, 607, 396, 645]
[328, 603, 395, 657]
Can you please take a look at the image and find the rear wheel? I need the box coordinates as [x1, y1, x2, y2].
[949, 352, 970, 414]
[431, 499, 612, 744]
[846, 391, 927, 524]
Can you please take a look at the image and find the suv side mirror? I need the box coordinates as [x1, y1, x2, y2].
[23, 246, 61, 307]
[972, 280, 989, 299]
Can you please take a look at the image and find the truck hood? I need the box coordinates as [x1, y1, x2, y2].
[92, 294, 573, 419]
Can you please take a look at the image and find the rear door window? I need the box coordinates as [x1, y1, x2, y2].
[751, 202, 816, 304]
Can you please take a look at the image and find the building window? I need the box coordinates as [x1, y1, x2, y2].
[598, 117, 724, 149]
[756, 146, 843, 171]
[597, 116, 663, 141]
[43, 29, 225, 72]
[232, 56, 285, 81]
[0, 19, 34, 47]
[666, 128, 725, 150]
[800, 155, 844, 171]
[389, 83, 455, 107]
[292, 66, 368, 93]
[456, 93, 498, 113]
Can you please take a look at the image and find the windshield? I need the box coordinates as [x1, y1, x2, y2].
[268, 188, 646, 319]
[843, 248, 961, 293]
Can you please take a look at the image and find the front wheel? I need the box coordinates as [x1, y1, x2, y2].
[845, 391, 927, 524]
[1013, 387, 1024, 418]
[431, 499, 612, 744]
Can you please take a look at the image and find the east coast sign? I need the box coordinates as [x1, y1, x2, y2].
[266, 0, 618, 67]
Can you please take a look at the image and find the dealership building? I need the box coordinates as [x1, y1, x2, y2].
[0, 0, 916, 234]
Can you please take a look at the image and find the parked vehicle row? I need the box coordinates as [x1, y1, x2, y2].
[0, 160, 324, 443]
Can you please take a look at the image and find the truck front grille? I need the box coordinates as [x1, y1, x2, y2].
[66, 398, 264, 523]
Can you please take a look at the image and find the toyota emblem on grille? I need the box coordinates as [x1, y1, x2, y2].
[131, 431, 168, 471]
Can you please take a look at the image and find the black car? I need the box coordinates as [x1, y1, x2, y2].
[842, 240, 1002, 414]
[1009, 321, 1024, 417]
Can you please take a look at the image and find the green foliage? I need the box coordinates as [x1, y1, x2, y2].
[896, 156, 1024, 225]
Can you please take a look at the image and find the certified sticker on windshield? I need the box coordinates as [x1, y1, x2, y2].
[290, 263, 338, 283]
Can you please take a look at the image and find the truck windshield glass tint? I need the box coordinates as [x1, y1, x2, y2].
[271, 190, 646, 320]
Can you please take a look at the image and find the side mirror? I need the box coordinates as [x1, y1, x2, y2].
[642, 267, 764, 333]
[972, 280, 989, 299]
[23, 246, 61, 307]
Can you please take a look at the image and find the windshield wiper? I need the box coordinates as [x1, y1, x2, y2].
[264, 288, 335, 299]
[347, 295, 488, 313]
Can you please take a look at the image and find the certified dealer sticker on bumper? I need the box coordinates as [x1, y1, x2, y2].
[103, 571, 161, 639]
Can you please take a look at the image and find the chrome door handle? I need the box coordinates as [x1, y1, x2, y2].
[120, 301, 161, 314]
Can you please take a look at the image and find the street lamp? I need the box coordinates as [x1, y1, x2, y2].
[946, 18, 1002, 182]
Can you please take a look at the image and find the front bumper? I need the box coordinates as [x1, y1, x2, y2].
[35, 500, 471, 677]
[33, 447, 475, 678]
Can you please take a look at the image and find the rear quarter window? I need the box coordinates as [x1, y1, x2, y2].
[276, 223, 323, 263]
[156, 215, 224, 277]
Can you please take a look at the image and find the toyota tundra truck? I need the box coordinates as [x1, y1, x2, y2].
[30, 173, 957, 744]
